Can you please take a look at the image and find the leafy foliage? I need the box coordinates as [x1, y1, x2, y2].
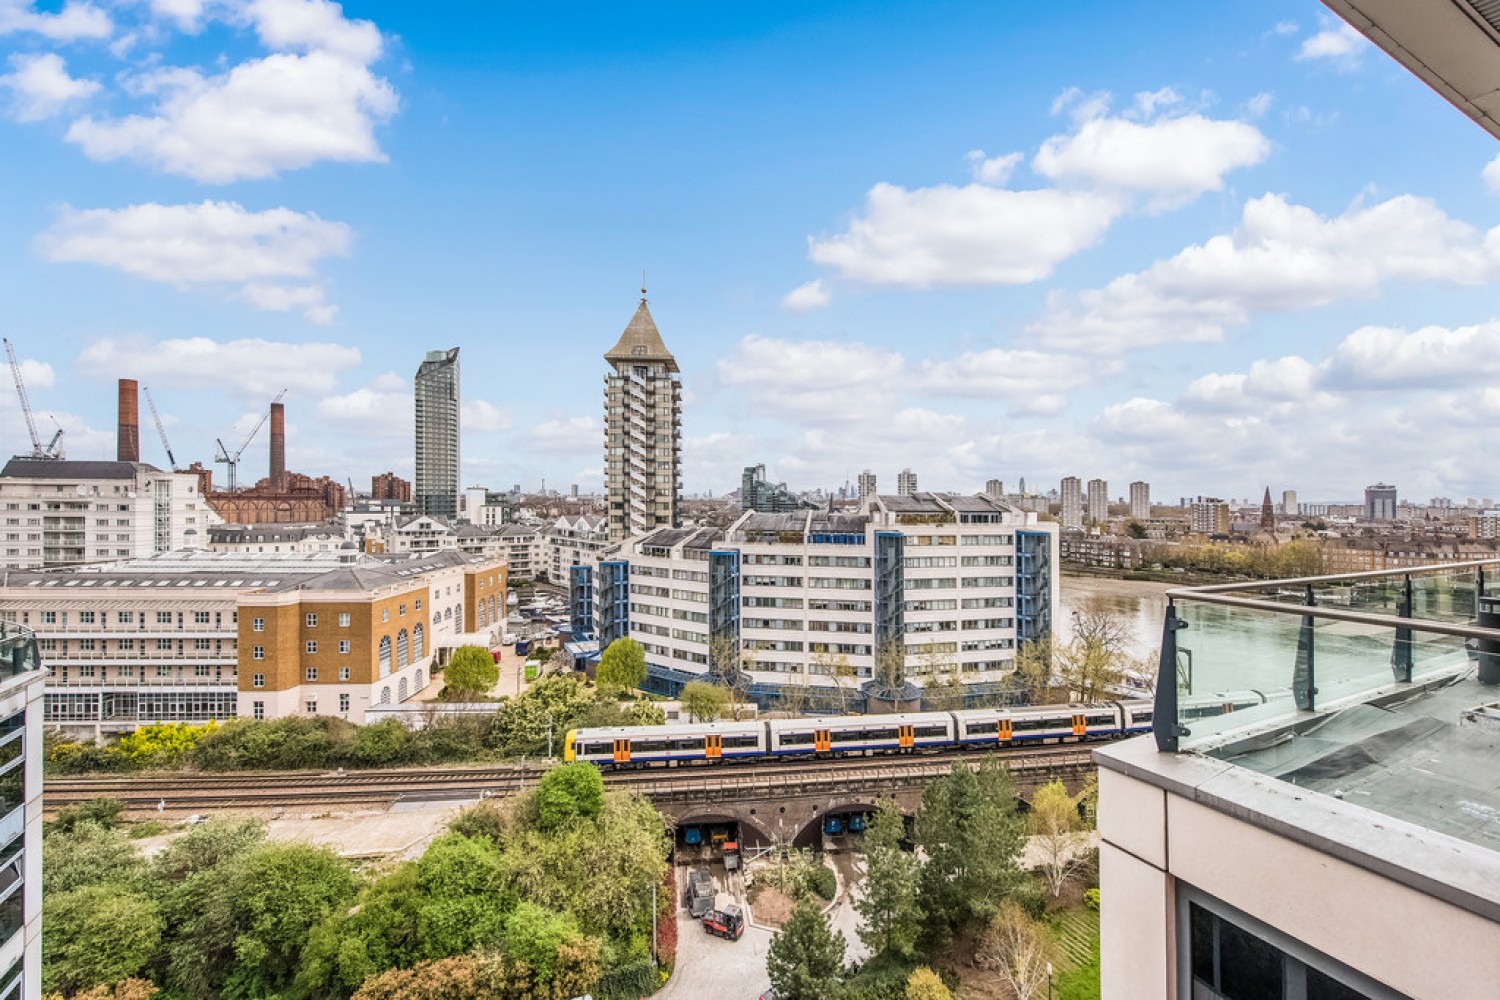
[443, 645, 499, 699]
[856, 801, 923, 959]
[46, 797, 125, 834]
[42, 980, 159, 1000]
[42, 820, 149, 896]
[679, 679, 730, 722]
[42, 887, 163, 995]
[904, 967, 953, 1000]
[595, 637, 647, 693]
[534, 762, 604, 830]
[1029, 778, 1092, 898]
[766, 899, 846, 1000]
[116, 721, 217, 768]
[976, 901, 1060, 1000]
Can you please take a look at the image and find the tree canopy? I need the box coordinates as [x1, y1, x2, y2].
[534, 762, 605, 830]
[680, 680, 730, 722]
[595, 637, 647, 693]
[444, 645, 498, 699]
[766, 899, 846, 1000]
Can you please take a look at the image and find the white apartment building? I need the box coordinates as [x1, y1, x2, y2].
[207, 522, 344, 554]
[1060, 476, 1083, 530]
[1129, 481, 1150, 520]
[857, 470, 877, 499]
[579, 494, 1057, 698]
[1, 548, 502, 739]
[897, 469, 918, 496]
[544, 514, 608, 583]
[1281, 489, 1298, 516]
[1087, 478, 1108, 524]
[0, 458, 218, 570]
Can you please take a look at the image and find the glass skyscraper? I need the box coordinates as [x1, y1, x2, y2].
[414, 348, 460, 520]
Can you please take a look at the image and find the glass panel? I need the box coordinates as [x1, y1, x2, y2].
[1218, 913, 1284, 1000]
[1190, 902, 1215, 985]
[1306, 965, 1372, 1000]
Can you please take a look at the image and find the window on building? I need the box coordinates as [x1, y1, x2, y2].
[253, 701, 264, 720]
[305, 640, 317, 655]
[305, 699, 317, 714]
[252, 647, 264, 660]
[40, 611, 55, 624]
[338, 613, 350, 627]
[339, 693, 350, 713]
[252, 673, 264, 687]
[398, 604, 406, 616]
[79, 611, 95, 624]
[118, 611, 134, 624]
[194, 611, 210, 624]
[305, 668, 317, 682]
[157, 639, 172, 650]
[306, 613, 318, 628]
[157, 611, 172, 624]
[415, 599, 423, 611]
[339, 666, 350, 681]
[195, 665, 211, 677]
[1187, 897, 1382, 1000]
[382, 608, 389, 622]
[252, 617, 264, 632]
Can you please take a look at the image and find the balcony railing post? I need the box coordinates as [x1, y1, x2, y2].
[1152, 600, 1189, 752]
[1294, 584, 1317, 711]
[1392, 573, 1414, 683]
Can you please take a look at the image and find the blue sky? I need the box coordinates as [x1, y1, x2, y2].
[2, 0, 1498, 504]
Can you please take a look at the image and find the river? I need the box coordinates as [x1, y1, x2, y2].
[1056, 574, 1172, 660]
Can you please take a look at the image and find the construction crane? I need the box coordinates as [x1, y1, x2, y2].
[3, 337, 61, 459]
[142, 386, 176, 470]
[213, 388, 286, 492]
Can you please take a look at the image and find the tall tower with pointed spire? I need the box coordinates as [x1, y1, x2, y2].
[1260, 486, 1275, 531]
[604, 286, 682, 541]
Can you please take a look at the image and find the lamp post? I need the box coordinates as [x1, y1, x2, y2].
[1047, 961, 1054, 1000]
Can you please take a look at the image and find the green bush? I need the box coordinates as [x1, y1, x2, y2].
[1084, 888, 1100, 911]
[808, 863, 838, 901]
[188, 716, 354, 771]
[48, 798, 125, 834]
[535, 763, 604, 831]
[594, 957, 659, 1000]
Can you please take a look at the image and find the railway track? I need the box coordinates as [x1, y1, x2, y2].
[43, 743, 1099, 812]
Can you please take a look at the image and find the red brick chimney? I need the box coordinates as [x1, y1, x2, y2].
[269, 401, 287, 492]
[117, 379, 139, 463]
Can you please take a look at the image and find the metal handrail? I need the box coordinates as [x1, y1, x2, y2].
[1168, 589, 1500, 642]
[1167, 557, 1500, 596]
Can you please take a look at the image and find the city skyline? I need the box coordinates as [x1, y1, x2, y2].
[2, 2, 1499, 502]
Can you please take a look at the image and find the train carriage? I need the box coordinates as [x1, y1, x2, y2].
[767, 712, 954, 756]
[565, 719, 766, 766]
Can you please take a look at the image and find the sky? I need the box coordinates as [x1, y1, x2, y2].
[1, 0, 1499, 505]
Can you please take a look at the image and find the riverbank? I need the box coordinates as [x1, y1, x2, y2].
[1060, 564, 1254, 587]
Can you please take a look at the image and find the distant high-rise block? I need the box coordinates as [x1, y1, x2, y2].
[1087, 478, 1108, 523]
[1365, 483, 1397, 521]
[372, 472, 413, 503]
[858, 470, 877, 500]
[986, 478, 1004, 499]
[1282, 489, 1297, 516]
[897, 468, 918, 496]
[1060, 476, 1083, 530]
[1191, 496, 1231, 535]
[415, 348, 460, 519]
[604, 291, 681, 541]
[1129, 481, 1150, 520]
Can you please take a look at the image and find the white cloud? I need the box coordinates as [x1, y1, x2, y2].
[37, 200, 352, 322]
[0, 52, 98, 122]
[964, 149, 1022, 185]
[1326, 321, 1500, 390]
[1273, 21, 1298, 36]
[1244, 92, 1273, 119]
[61, 2, 390, 183]
[1033, 104, 1269, 206]
[1484, 153, 1500, 195]
[316, 372, 408, 438]
[1032, 193, 1500, 351]
[244, 0, 383, 63]
[79, 336, 361, 398]
[780, 278, 831, 312]
[807, 181, 1123, 288]
[0, 0, 111, 40]
[1297, 19, 1367, 67]
[718, 335, 907, 421]
[529, 415, 599, 452]
[462, 399, 511, 433]
[804, 88, 1265, 289]
[920, 347, 1118, 401]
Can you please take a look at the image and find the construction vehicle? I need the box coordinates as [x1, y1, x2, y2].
[213, 388, 286, 490]
[3, 337, 62, 459]
[702, 903, 744, 941]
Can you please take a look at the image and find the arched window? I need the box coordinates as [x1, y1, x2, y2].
[413, 624, 425, 660]
[444, 607, 452, 621]
[396, 629, 410, 668]
[478, 601, 487, 628]
[415, 668, 425, 690]
[454, 606, 463, 631]
[378, 636, 392, 677]
[380, 685, 390, 704]
[398, 677, 409, 702]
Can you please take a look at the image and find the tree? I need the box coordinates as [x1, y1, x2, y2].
[534, 762, 605, 830]
[1028, 778, 1091, 898]
[776, 674, 812, 716]
[502, 902, 585, 983]
[905, 967, 953, 1000]
[489, 674, 599, 757]
[854, 801, 923, 959]
[1011, 637, 1053, 703]
[350, 956, 482, 1000]
[1055, 607, 1132, 703]
[915, 762, 1025, 946]
[444, 645, 498, 699]
[976, 902, 1059, 1000]
[41, 886, 163, 995]
[921, 675, 967, 712]
[873, 638, 907, 696]
[42, 821, 149, 896]
[596, 637, 647, 694]
[813, 648, 857, 714]
[680, 680, 730, 722]
[766, 899, 846, 1000]
[43, 981, 159, 1000]
[1125, 520, 1148, 539]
